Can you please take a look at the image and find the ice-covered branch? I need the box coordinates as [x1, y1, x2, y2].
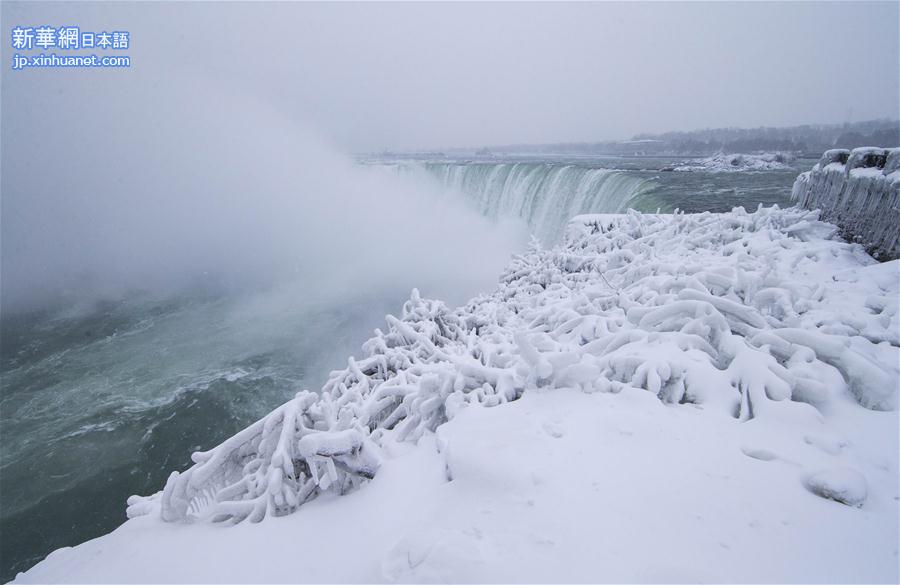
[127, 206, 899, 524]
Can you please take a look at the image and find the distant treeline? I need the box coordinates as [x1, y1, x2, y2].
[484, 119, 899, 157]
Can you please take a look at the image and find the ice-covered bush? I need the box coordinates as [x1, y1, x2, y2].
[127, 206, 899, 524]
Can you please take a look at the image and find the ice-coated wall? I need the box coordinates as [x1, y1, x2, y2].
[792, 147, 900, 260]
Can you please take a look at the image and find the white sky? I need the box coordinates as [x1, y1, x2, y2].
[3, 1, 899, 151]
[2, 1, 898, 311]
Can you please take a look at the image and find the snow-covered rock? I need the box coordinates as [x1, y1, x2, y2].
[792, 147, 900, 260]
[804, 468, 868, 507]
[672, 152, 796, 172]
[15, 207, 900, 583]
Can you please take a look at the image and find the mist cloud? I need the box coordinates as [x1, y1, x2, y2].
[1, 73, 526, 312]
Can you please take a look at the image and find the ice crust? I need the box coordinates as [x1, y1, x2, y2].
[124, 206, 899, 527]
[792, 147, 900, 259]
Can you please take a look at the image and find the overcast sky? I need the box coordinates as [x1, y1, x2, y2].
[3, 1, 898, 152]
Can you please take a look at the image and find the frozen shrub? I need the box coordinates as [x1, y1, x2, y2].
[127, 206, 899, 524]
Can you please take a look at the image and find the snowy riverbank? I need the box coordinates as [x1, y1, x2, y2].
[15, 207, 899, 583]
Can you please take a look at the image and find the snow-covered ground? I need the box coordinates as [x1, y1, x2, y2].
[15, 207, 899, 584]
[673, 153, 795, 172]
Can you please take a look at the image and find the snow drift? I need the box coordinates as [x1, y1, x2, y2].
[791, 147, 900, 260]
[17, 206, 899, 583]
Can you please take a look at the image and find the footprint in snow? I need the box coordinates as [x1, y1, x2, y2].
[741, 446, 780, 461]
[382, 529, 486, 583]
[803, 434, 847, 456]
[542, 421, 565, 438]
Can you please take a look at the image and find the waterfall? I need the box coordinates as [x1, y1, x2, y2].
[386, 162, 657, 242]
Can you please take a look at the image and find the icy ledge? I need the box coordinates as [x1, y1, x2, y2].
[792, 147, 900, 260]
[17, 207, 900, 583]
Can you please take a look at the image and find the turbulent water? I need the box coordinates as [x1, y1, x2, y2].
[0, 155, 805, 581]
[0, 291, 399, 580]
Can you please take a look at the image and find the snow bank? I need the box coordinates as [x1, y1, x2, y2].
[672, 152, 795, 172]
[792, 147, 900, 260]
[15, 207, 900, 583]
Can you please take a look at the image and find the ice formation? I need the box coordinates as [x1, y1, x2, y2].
[126, 206, 899, 525]
[673, 152, 795, 172]
[792, 147, 900, 260]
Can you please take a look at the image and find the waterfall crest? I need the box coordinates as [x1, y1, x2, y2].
[389, 162, 657, 242]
